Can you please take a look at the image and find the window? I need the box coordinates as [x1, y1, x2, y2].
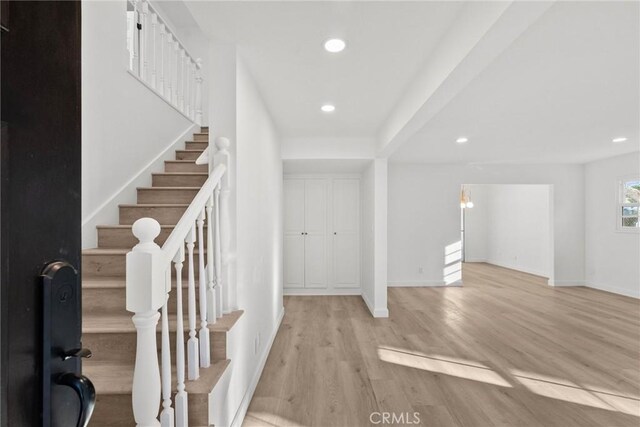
[618, 177, 640, 231]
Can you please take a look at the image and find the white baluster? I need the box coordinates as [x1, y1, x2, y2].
[190, 61, 196, 120]
[132, 0, 140, 76]
[186, 224, 199, 380]
[127, 218, 163, 427]
[159, 291, 174, 427]
[206, 195, 217, 322]
[214, 184, 223, 318]
[185, 60, 191, 118]
[150, 13, 158, 89]
[215, 137, 233, 313]
[164, 33, 172, 101]
[178, 49, 185, 112]
[195, 59, 203, 126]
[158, 23, 165, 96]
[173, 40, 180, 106]
[140, 2, 149, 82]
[173, 248, 188, 427]
[197, 209, 210, 368]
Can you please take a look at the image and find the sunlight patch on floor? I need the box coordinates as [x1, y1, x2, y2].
[377, 346, 511, 387]
[510, 369, 640, 417]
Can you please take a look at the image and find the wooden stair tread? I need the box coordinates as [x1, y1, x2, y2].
[82, 277, 125, 289]
[83, 310, 244, 334]
[83, 248, 207, 255]
[152, 172, 208, 176]
[165, 160, 199, 163]
[137, 186, 201, 190]
[84, 359, 230, 395]
[119, 203, 190, 207]
[96, 224, 179, 229]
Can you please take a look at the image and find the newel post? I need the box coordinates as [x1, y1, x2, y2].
[215, 137, 234, 313]
[127, 218, 165, 427]
[195, 58, 203, 126]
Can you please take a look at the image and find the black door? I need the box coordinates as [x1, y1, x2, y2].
[1, 1, 84, 425]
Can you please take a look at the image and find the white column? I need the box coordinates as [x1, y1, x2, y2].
[195, 59, 203, 126]
[150, 13, 158, 89]
[185, 225, 199, 380]
[126, 218, 164, 427]
[173, 248, 188, 427]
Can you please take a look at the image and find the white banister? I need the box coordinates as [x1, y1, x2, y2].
[126, 1, 203, 123]
[214, 137, 233, 313]
[197, 208, 210, 368]
[173, 248, 188, 427]
[159, 291, 174, 427]
[127, 140, 231, 425]
[185, 224, 199, 381]
[195, 59, 203, 126]
[140, 1, 150, 82]
[158, 23, 165, 96]
[206, 195, 216, 322]
[150, 13, 158, 89]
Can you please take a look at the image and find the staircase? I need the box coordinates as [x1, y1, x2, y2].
[82, 127, 241, 426]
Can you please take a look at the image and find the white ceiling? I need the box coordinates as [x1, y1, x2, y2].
[186, 1, 464, 138]
[391, 1, 640, 164]
[185, 1, 639, 165]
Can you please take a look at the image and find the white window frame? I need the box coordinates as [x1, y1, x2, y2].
[617, 175, 640, 232]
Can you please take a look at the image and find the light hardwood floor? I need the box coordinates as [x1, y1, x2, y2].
[244, 263, 640, 427]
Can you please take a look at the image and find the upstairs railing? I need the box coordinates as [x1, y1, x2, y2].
[126, 137, 232, 426]
[126, 0, 203, 124]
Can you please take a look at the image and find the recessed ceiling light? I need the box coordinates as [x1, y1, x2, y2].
[321, 104, 335, 113]
[456, 137, 469, 144]
[324, 38, 346, 53]
[612, 137, 628, 143]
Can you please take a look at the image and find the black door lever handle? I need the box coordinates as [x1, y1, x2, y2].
[56, 373, 96, 427]
[61, 348, 92, 361]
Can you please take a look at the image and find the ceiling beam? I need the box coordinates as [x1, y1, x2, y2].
[376, 1, 554, 158]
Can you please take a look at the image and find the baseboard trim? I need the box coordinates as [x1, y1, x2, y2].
[81, 123, 198, 248]
[361, 292, 389, 318]
[230, 307, 285, 427]
[284, 288, 361, 296]
[585, 282, 640, 299]
[551, 280, 585, 287]
[388, 281, 463, 288]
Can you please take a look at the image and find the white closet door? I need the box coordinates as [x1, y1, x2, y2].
[332, 179, 360, 288]
[284, 179, 305, 289]
[304, 179, 327, 288]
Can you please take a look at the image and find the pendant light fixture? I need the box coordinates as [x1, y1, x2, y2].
[460, 185, 474, 209]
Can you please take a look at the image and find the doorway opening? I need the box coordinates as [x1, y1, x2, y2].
[460, 184, 555, 284]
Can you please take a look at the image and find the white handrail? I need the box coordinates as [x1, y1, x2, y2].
[126, 137, 232, 426]
[161, 164, 225, 266]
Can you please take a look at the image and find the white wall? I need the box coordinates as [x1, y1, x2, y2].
[216, 56, 284, 426]
[585, 153, 640, 298]
[465, 184, 552, 278]
[82, 1, 202, 248]
[388, 163, 583, 286]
